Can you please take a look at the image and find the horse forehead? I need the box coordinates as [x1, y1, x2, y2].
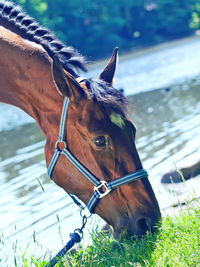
[109, 112, 125, 129]
[80, 100, 106, 121]
[74, 99, 126, 131]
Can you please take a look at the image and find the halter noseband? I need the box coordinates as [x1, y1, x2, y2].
[47, 98, 148, 213]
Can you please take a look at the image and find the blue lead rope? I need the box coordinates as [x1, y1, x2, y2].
[45, 232, 81, 267]
[45, 214, 89, 267]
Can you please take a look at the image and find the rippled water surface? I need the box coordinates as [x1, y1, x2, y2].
[0, 38, 200, 265]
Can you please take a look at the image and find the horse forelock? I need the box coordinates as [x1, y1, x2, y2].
[84, 79, 127, 116]
[0, 0, 87, 76]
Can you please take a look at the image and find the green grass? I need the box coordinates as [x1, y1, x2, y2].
[23, 202, 200, 267]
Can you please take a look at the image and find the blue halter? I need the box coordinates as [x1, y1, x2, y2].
[47, 97, 148, 213]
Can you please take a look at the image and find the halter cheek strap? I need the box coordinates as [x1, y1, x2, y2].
[47, 97, 148, 213]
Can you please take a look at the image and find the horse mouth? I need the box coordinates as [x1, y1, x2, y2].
[113, 213, 161, 237]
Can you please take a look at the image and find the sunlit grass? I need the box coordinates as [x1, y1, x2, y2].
[18, 200, 200, 267]
[1, 176, 199, 266]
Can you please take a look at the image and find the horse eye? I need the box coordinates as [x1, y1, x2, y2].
[94, 136, 107, 147]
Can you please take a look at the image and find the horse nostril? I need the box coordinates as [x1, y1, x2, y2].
[135, 217, 150, 234]
[116, 212, 161, 236]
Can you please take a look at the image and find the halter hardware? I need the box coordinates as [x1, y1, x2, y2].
[47, 97, 148, 213]
[55, 140, 67, 151]
[94, 181, 111, 199]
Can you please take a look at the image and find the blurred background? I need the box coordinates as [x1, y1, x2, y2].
[12, 0, 200, 59]
[0, 0, 200, 265]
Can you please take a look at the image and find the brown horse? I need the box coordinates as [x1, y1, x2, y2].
[0, 1, 161, 236]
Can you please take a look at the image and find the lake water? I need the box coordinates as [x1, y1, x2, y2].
[0, 37, 200, 265]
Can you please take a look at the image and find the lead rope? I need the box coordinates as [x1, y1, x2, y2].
[45, 204, 91, 267]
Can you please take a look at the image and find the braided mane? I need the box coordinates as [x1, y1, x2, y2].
[0, 0, 87, 76]
[0, 1, 127, 114]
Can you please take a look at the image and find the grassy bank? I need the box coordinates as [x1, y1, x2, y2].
[25, 202, 200, 267]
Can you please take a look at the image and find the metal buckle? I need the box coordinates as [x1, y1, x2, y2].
[94, 181, 111, 199]
[55, 140, 67, 151]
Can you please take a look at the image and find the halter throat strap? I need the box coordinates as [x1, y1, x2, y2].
[47, 97, 148, 213]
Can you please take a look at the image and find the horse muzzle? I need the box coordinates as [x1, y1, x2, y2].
[114, 209, 161, 237]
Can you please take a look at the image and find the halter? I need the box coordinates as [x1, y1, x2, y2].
[47, 97, 148, 213]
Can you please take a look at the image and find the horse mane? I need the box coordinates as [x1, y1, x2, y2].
[0, 0, 87, 76]
[85, 79, 127, 115]
[0, 1, 127, 114]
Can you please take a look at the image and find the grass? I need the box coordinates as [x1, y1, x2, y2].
[1, 174, 199, 266]
[21, 201, 200, 267]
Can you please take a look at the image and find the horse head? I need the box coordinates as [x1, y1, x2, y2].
[46, 48, 161, 236]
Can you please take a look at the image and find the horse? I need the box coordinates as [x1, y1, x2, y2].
[0, 0, 161, 237]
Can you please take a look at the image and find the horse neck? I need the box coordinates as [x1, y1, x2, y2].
[0, 26, 63, 138]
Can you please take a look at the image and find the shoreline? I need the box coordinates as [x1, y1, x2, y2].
[88, 35, 200, 70]
[87, 34, 200, 95]
[162, 194, 200, 217]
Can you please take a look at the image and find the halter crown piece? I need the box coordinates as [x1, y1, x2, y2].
[47, 97, 149, 213]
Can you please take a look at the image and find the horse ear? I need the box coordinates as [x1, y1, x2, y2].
[52, 55, 85, 101]
[99, 47, 118, 85]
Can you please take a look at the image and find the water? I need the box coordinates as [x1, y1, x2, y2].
[0, 37, 200, 265]
[89, 36, 200, 94]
